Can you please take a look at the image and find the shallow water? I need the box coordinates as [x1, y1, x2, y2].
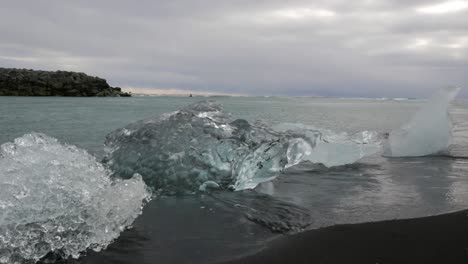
[1, 96, 468, 264]
[0, 96, 423, 157]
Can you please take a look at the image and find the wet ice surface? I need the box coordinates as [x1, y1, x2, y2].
[104, 101, 380, 193]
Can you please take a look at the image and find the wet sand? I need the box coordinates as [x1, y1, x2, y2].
[225, 209, 468, 264]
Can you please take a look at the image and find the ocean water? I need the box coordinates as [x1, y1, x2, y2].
[1, 96, 468, 264]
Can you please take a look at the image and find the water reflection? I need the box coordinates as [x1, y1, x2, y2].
[52, 156, 468, 264]
[269, 156, 468, 228]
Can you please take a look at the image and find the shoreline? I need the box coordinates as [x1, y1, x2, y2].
[224, 209, 468, 264]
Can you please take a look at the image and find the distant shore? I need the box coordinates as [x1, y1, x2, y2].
[0, 68, 131, 97]
[225, 209, 468, 264]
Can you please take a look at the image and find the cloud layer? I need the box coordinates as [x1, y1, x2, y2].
[1, 0, 467, 97]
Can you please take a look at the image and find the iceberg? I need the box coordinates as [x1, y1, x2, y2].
[104, 101, 380, 193]
[384, 87, 461, 157]
[0, 134, 150, 263]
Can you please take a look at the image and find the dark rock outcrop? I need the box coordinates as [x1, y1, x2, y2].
[0, 68, 131, 97]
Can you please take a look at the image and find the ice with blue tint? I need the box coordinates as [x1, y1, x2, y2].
[104, 101, 381, 193]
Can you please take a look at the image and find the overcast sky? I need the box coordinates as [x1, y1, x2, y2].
[1, 0, 467, 97]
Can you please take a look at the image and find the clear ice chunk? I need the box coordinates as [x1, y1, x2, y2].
[0, 133, 151, 263]
[273, 123, 381, 167]
[105, 101, 380, 193]
[384, 87, 461, 157]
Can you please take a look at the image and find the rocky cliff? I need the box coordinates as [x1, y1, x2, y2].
[0, 68, 131, 97]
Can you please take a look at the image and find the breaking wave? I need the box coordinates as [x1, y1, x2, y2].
[104, 101, 381, 194]
[0, 134, 150, 263]
[384, 87, 460, 157]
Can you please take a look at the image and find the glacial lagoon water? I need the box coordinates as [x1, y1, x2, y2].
[1, 95, 468, 263]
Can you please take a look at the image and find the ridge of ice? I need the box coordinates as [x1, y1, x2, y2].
[0, 133, 151, 263]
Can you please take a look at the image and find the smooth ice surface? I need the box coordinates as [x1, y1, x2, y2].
[104, 101, 380, 193]
[273, 123, 381, 167]
[0, 134, 150, 264]
[385, 87, 461, 157]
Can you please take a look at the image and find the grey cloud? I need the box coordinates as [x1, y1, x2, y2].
[1, 0, 467, 97]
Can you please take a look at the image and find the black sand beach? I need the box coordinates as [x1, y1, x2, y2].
[226, 209, 468, 264]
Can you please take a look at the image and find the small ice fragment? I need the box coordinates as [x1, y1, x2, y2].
[199, 181, 220, 192]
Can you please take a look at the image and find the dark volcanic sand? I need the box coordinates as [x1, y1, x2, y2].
[225, 209, 468, 264]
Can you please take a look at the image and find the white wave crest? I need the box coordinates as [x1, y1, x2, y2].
[384, 87, 461, 157]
